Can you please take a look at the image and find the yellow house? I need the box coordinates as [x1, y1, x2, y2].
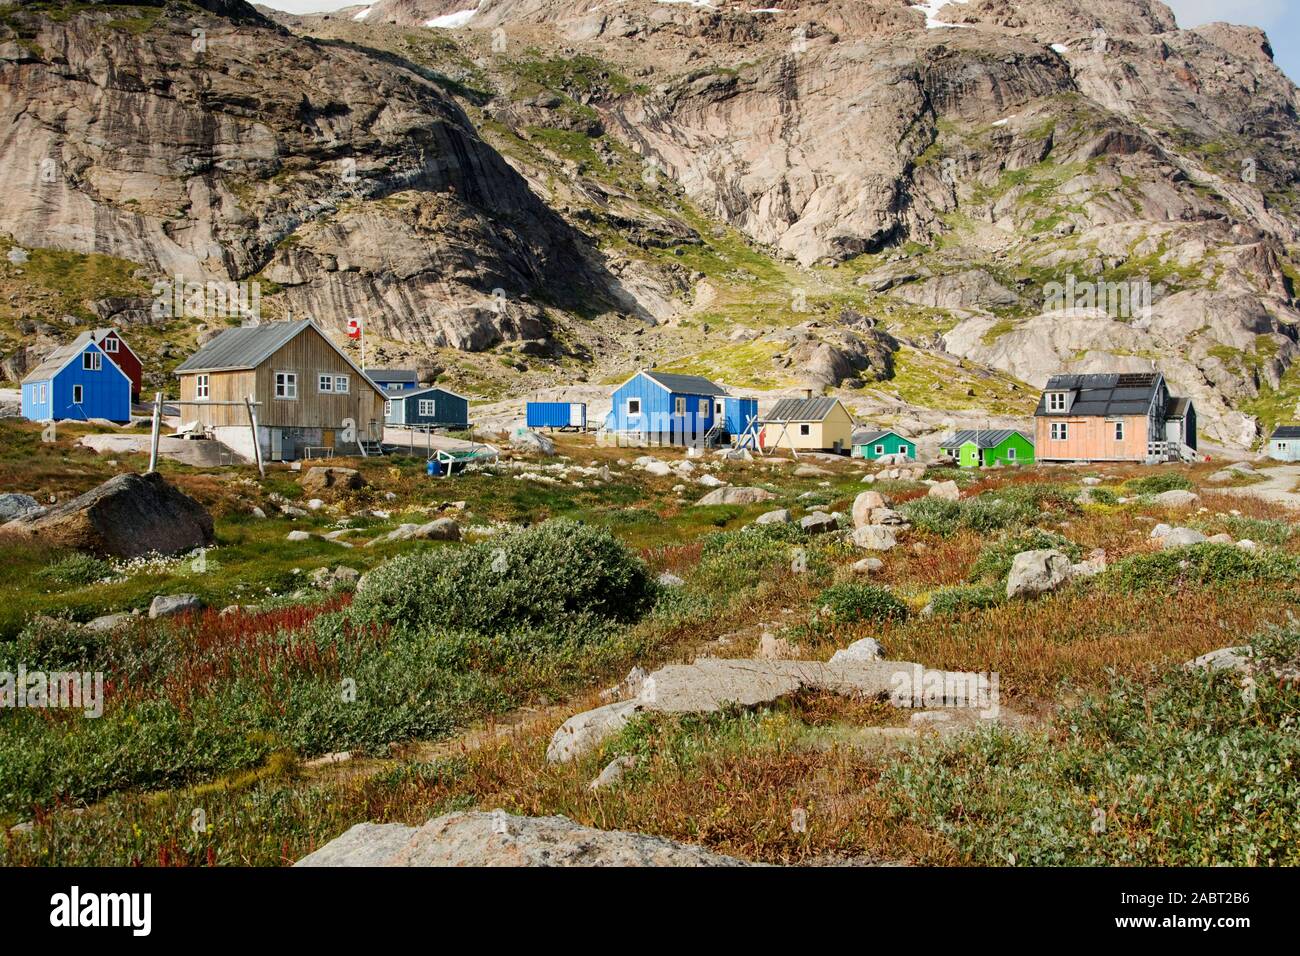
[760, 395, 856, 454]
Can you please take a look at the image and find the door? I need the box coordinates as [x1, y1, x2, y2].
[270, 428, 284, 462]
[323, 429, 335, 451]
[569, 404, 584, 427]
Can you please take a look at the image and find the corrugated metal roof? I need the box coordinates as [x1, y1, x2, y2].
[853, 429, 890, 445]
[765, 397, 842, 423]
[940, 429, 1031, 449]
[642, 370, 728, 396]
[370, 368, 418, 383]
[1272, 425, 1300, 440]
[22, 331, 95, 383]
[174, 321, 312, 373]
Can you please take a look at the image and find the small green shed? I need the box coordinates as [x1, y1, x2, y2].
[939, 429, 1035, 468]
[852, 429, 916, 461]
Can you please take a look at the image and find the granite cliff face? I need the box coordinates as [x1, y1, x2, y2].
[4, 0, 1300, 444]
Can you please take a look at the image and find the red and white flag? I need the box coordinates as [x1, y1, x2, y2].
[346, 317, 362, 339]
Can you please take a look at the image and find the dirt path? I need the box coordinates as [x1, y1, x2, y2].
[1214, 465, 1300, 509]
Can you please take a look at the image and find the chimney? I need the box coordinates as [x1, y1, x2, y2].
[801, 388, 813, 400]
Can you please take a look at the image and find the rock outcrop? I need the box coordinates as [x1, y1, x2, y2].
[0, 473, 213, 559]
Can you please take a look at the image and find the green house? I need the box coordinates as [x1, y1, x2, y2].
[852, 428, 916, 461]
[939, 429, 1035, 468]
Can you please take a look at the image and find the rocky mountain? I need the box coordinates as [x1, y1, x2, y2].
[3, 0, 1300, 444]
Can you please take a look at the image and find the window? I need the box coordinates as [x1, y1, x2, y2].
[418, 399, 436, 417]
[384, 400, 392, 418]
[1051, 423, 1068, 441]
[37, 383, 46, 404]
[715, 401, 724, 416]
[674, 397, 687, 415]
[800, 424, 811, 436]
[875, 445, 885, 456]
[699, 399, 709, 417]
[103, 337, 118, 353]
[318, 374, 333, 393]
[1113, 420, 1124, 441]
[195, 374, 209, 400]
[627, 398, 641, 416]
[83, 351, 102, 371]
[1047, 392, 1068, 413]
[334, 375, 349, 394]
[73, 385, 84, 404]
[1006, 447, 1017, 460]
[275, 372, 297, 399]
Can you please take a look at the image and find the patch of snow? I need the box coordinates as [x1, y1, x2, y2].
[1051, 42, 1070, 54]
[426, 6, 479, 29]
[655, 0, 717, 8]
[910, 0, 971, 29]
[352, 6, 371, 21]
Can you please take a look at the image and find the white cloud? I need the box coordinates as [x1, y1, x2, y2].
[254, 1, 361, 13]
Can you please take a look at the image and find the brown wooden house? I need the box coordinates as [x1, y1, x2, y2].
[174, 320, 386, 461]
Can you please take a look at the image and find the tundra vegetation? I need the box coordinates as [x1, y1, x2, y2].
[0, 418, 1297, 866]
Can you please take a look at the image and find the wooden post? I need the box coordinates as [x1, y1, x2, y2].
[244, 395, 265, 478]
[147, 392, 162, 473]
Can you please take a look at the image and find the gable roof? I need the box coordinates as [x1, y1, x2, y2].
[22, 333, 130, 386]
[940, 429, 1032, 450]
[853, 428, 908, 446]
[90, 328, 142, 368]
[174, 320, 384, 397]
[639, 370, 728, 397]
[765, 397, 844, 423]
[1035, 372, 1165, 417]
[369, 368, 418, 384]
[386, 384, 469, 402]
[1272, 425, 1300, 440]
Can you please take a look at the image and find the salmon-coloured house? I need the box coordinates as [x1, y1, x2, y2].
[1034, 372, 1197, 464]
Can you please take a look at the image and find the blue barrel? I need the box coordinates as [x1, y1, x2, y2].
[426, 459, 441, 476]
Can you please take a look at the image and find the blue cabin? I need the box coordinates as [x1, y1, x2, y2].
[718, 396, 759, 439]
[384, 386, 469, 430]
[21, 333, 132, 424]
[527, 402, 586, 430]
[368, 369, 418, 393]
[607, 370, 730, 446]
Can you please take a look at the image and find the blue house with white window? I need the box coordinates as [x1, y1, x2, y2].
[20, 332, 132, 424]
[384, 386, 469, 429]
[606, 370, 738, 446]
[369, 369, 418, 393]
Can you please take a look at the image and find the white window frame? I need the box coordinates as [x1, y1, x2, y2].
[875, 444, 885, 456]
[37, 383, 47, 404]
[83, 351, 101, 371]
[73, 384, 84, 404]
[103, 337, 119, 354]
[334, 375, 350, 394]
[384, 400, 392, 418]
[699, 399, 709, 417]
[627, 398, 641, 416]
[418, 399, 436, 417]
[1051, 422, 1068, 441]
[674, 397, 687, 415]
[1047, 392, 1067, 413]
[1006, 447, 1017, 460]
[275, 371, 298, 400]
[318, 374, 334, 393]
[195, 374, 209, 400]
[715, 400, 724, 416]
[1113, 420, 1124, 441]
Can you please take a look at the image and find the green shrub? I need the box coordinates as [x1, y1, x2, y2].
[349, 519, 655, 635]
[901, 485, 1070, 538]
[1194, 516, 1293, 547]
[816, 583, 909, 625]
[37, 554, 113, 587]
[1126, 473, 1194, 495]
[899, 497, 962, 536]
[882, 624, 1300, 865]
[1082, 487, 1119, 505]
[927, 584, 1005, 615]
[958, 496, 1035, 534]
[968, 531, 1083, 585]
[1104, 543, 1300, 593]
[696, 523, 808, 585]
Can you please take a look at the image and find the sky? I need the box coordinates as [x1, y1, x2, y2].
[256, 0, 1300, 84]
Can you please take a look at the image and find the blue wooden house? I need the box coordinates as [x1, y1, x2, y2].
[21, 332, 132, 424]
[369, 369, 418, 393]
[527, 402, 587, 430]
[1268, 426, 1300, 461]
[383, 386, 469, 430]
[606, 370, 731, 446]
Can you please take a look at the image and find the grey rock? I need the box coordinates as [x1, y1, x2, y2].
[851, 525, 898, 551]
[799, 511, 838, 534]
[1153, 489, 1199, 508]
[928, 480, 961, 502]
[1006, 550, 1073, 600]
[829, 637, 886, 664]
[754, 508, 792, 525]
[1159, 527, 1208, 548]
[695, 486, 776, 506]
[588, 756, 638, 791]
[149, 594, 203, 619]
[0, 493, 43, 522]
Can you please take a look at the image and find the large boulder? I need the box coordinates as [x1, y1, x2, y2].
[1153, 489, 1199, 508]
[295, 812, 755, 867]
[695, 486, 776, 506]
[1159, 527, 1208, 549]
[509, 429, 555, 455]
[851, 525, 898, 551]
[1006, 550, 1073, 600]
[928, 480, 961, 502]
[0, 493, 44, 522]
[753, 508, 792, 525]
[851, 491, 889, 528]
[799, 512, 838, 534]
[149, 594, 203, 619]
[0, 472, 213, 559]
[300, 467, 365, 494]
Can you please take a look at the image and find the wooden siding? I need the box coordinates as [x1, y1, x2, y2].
[1035, 414, 1150, 461]
[178, 369, 257, 428]
[854, 433, 915, 460]
[762, 402, 855, 453]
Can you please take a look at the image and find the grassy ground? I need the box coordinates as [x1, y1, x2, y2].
[1, 422, 1297, 865]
